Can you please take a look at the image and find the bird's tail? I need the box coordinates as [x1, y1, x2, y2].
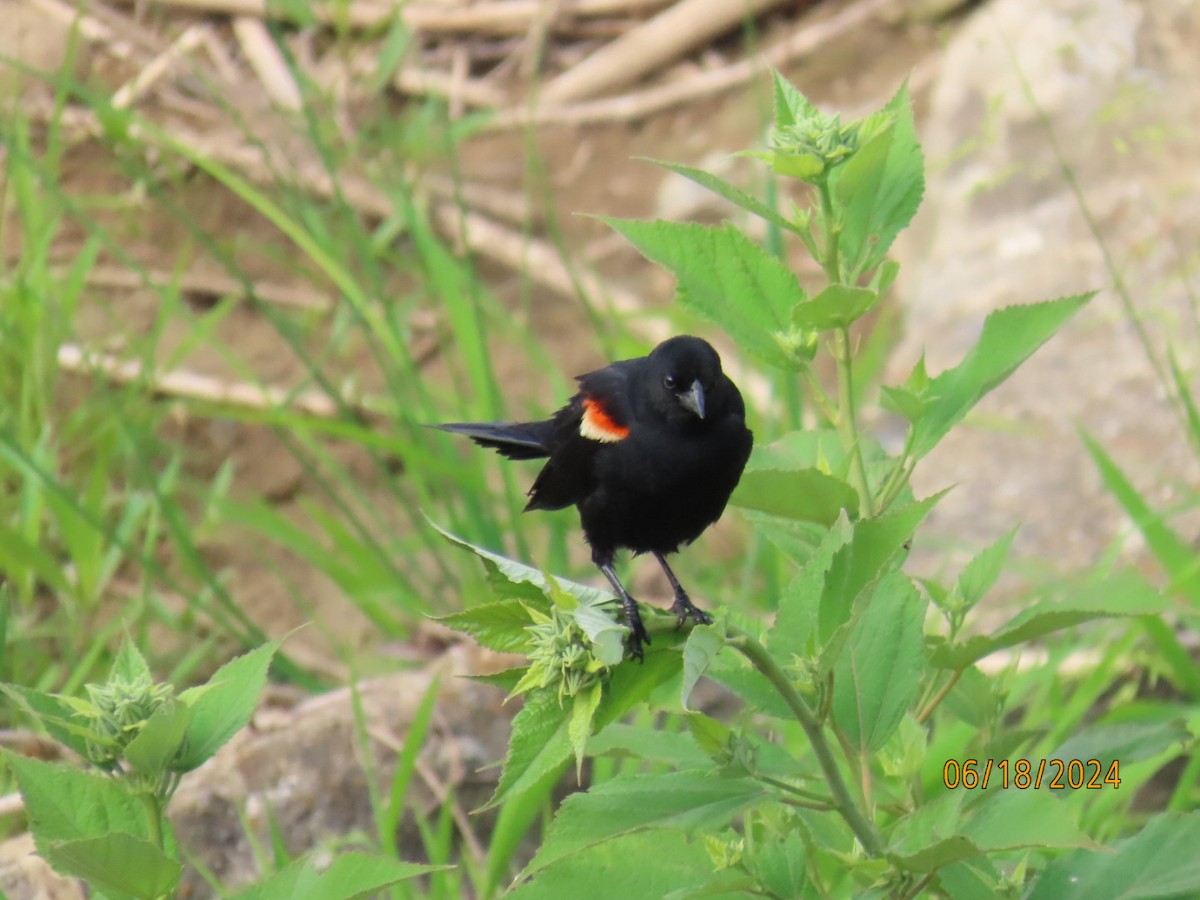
[433, 420, 554, 460]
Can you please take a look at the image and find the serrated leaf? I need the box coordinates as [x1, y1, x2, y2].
[910, 294, 1094, 459]
[792, 285, 880, 331]
[437, 599, 540, 654]
[569, 682, 603, 779]
[588, 722, 710, 769]
[485, 652, 681, 809]
[433, 521, 610, 606]
[704, 653, 794, 720]
[1028, 812, 1200, 900]
[526, 770, 767, 873]
[48, 833, 181, 899]
[2, 752, 149, 848]
[830, 82, 924, 279]
[932, 569, 1167, 669]
[108, 638, 152, 683]
[510, 830, 713, 900]
[173, 637, 284, 771]
[0, 685, 94, 760]
[485, 690, 572, 811]
[681, 622, 725, 711]
[645, 158, 802, 236]
[820, 496, 940, 647]
[750, 832, 808, 898]
[890, 790, 1094, 874]
[572, 597, 627, 666]
[833, 574, 926, 751]
[956, 529, 1017, 610]
[123, 699, 191, 778]
[601, 218, 804, 369]
[770, 514, 854, 660]
[227, 851, 444, 900]
[686, 715, 733, 761]
[962, 790, 1096, 852]
[771, 68, 820, 129]
[732, 468, 859, 525]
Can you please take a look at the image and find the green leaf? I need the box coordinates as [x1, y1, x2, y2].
[732, 429, 864, 526]
[227, 851, 444, 900]
[486, 652, 681, 809]
[526, 770, 767, 873]
[910, 294, 1094, 459]
[791, 285, 880, 331]
[733, 466, 859, 525]
[2, 752, 149, 847]
[123, 699, 192, 778]
[48, 833, 181, 900]
[570, 590, 627, 666]
[589, 722, 711, 769]
[681, 621, 725, 711]
[601, 218, 804, 369]
[0, 685, 94, 760]
[829, 83, 924, 278]
[644, 158, 802, 236]
[1081, 432, 1200, 604]
[932, 568, 1168, 669]
[433, 521, 610, 606]
[108, 637, 152, 684]
[771, 68, 821, 129]
[820, 496, 940, 647]
[436, 599, 540, 654]
[770, 514, 854, 660]
[1051, 719, 1191, 766]
[1028, 812, 1200, 900]
[510, 830, 713, 900]
[174, 637, 284, 771]
[955, 529, 1017, 610]
[704, 654, 794, 721]
[889, 790, 1094, 874]
[963, 786, 1094, 852]
[487, 688, 572, 810]
[749, 831, 808, 898]
[569, 682, 603, 778]
[833, 574, 926, 751]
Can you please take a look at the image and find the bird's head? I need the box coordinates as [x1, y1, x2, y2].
[645, 335, 725, 426]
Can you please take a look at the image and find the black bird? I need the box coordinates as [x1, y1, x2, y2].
[436, 335, 753, 658]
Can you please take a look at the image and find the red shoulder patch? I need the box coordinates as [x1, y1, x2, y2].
[580, 397, 629, 443]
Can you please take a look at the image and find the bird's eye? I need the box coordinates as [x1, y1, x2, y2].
[663, 374, 678, 390]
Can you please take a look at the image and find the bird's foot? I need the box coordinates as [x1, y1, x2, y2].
[670, 590, 713, 628]
[622, 596, 651, 661]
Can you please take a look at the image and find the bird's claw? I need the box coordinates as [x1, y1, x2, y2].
[622, 597, 651, 662]
[670, 591, 712, 628]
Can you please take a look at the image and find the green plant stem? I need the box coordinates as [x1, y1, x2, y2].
[817, 181, 840, 284]
[917, 669, 963, 724]
[834, 327, 876, 517]
[815, 179, 875, 517]
[140, 791, 165, 850]
[728, 626, 883, 857]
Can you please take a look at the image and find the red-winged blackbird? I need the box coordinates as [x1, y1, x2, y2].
[436, 335, 753, 658]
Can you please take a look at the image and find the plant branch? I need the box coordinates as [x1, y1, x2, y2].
[729, 626, 883, 857]
[917, 668, 963, 724]
[834, 327, 876, 517]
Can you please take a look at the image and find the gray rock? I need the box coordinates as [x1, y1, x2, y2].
[889, 0, 1200, 589]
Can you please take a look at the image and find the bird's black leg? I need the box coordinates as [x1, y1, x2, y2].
[653, 552, 712, 627]
[593, 551, 650, 660]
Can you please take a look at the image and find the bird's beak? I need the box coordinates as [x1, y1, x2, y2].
[679, 380, 706, 419]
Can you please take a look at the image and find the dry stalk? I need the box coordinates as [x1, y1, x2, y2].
[493, 0, 903, 127]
